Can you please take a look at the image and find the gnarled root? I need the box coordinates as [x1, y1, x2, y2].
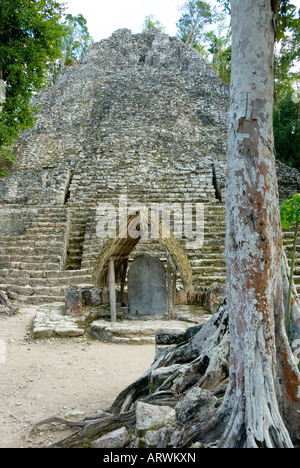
[27, 305, 230, 448]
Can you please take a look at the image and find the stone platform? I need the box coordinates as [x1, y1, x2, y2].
[32, 303, 211, 343]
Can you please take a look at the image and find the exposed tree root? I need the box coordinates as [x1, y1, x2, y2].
[25, 305, 230, 448]
[25, 257, 300, 448]
[25, 417, 85, 443]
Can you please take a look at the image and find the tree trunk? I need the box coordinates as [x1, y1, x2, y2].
[220, 0, 300, 448]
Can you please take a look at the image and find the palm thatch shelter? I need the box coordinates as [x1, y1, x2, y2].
[93, 211, 193, 322]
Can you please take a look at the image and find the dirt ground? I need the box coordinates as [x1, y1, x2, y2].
[0, 306, 155, 448]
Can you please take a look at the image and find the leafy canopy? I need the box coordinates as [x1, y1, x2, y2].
[0, 1, 94, 176]
[63, 14, 94, 65]
[177, 0, 213, 47]
[280, 193, 300, 336]
[0, 0, 66, 172]
[273, 88, 300, 169]
[48, 13, 94, 82]
[142, 15, 166, 33]
[280, 193, 300, 228]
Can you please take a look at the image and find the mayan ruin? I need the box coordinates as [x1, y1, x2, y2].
[1, 17, 300, 449]
[0, 29, 299, 313]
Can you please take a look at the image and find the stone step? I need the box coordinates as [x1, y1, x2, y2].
[29, 217, 67, 224]
[7, 284, 68, 296]
[192, 266, 226, 275]
[2, 262, 61, 271]
[194, 275, 226, 283]
[8, 293, 66, 305]
[0, 255, 62, 264]
[90, 314, 210, 344]
[0, 248, 64, 259]
[292, 275, 300, 284]
[191, 258, 227, 266]
[2, 201, 299, 305]
[13, 275, 92, 287]
[0, 268, 92, 279]
[0, 237, 65, 247]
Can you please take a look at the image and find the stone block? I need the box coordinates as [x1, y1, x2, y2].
[81, 288, 92, 306]
[102, 289, 110, 304]
[155, 329, 186, 346]
[54, 327, 84, 337]
[187, 286, 198, 304]
[91, 288, 102, 306]
[176, 290, 187, 305]
[65, 288, 83, 316]
[33, 327, 54, 339]
[135, 401, 175, 431]
[0, 291, 18, 316]
[175, 387, 218, 426]
[128, 256, 167, 316]
[91, 426, 130, 448]
[206, 282, 226, 314]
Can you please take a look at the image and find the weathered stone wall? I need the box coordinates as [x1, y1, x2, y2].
[0, 29, 299, 305]
[0, 29, 230, 206]
[276, 161, 300, 203]
[0, 29, 298, 207]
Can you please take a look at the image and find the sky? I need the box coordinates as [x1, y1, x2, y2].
[61, 0, 300, 43]
[61, 0, 219, 42]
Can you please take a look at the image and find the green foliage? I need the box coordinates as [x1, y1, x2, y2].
[0, 0, 67, 175]
[142, 15, 166, 32]
[280, 194, 300, 228]
[0, 2, 94, 176]
[276, 1, 299, 42]
[274, 4, 300, 170]
[49, 13, 94, 82]
[214, 1, 300, 164]
[276, 7, 299, 79]
[176, 1, 231, 81]
[216, 0, 230, 14]
[63, 14, 94, 65]
[280, 194, 300, 336]
[204, 9, 231, 84]
[205, 31, 231, 83]
[176, 0, 213, 47]
[273, 89, 300, 169]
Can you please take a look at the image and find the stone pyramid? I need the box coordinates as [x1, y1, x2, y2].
[0, 29, 299, 305]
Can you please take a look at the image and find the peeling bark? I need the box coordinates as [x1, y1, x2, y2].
[221, 0, 300, 448]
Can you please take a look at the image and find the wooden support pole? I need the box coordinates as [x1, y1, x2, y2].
[120, 258, 128, 305]
[108, 258, 117, 323]
[167, 257, 174, 320]
[172, 266, 177, 310]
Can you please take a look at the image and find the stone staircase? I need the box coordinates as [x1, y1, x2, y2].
[1, 202, 299, 305]
[0, 206, 93, 304]
[65, 209, 90, 270]
[65, 158, 217, 207]
[77, 201, 228, 290]
[283, 229, 300, 295]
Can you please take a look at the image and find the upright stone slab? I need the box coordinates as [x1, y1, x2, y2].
[128, 255, 167, 316]
[65, 287, 83, 316]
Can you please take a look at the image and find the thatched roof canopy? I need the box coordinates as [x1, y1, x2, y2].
[93, 212, 193, 291]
